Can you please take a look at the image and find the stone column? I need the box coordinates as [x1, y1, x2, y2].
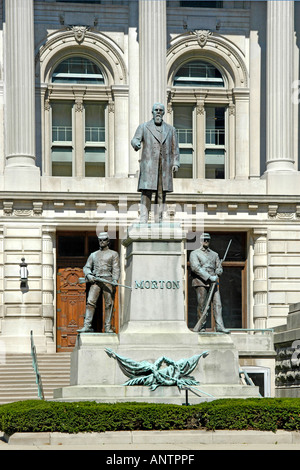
[266, 1, 295, 172]
[4, 0, 40, 190]
[253, 229, 268, 330]
[139, 0, 167, 123]
[128, 0, 140, 176]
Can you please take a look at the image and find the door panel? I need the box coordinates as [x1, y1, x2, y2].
[56, 232, 120, 350]
[56, 267, 86, 352]
[56, 267, 120, 351]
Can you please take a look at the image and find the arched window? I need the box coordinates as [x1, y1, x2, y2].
[39, 30, 129, 182]
[49, 56, 107, 177]
[171, 60, 227, 180]
[52, 57, 105, 84]
[173, 60, 224, 88]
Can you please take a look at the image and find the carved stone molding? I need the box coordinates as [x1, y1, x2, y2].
[3, 201, 13, 216]
[268, 204, 278, 218]
[44, 98, 51, 112]
[75, 99, 84, 112]
[196, 104, 205, 115]
[228, 104, 236, 116]
[191, 29, 213, 48]
[69, 26, 89, 44]
[37, 28, 127, 87]
[14, 210, 32, 217]
[108, 101, 115, 113]
[33, 202, 43, 216]
[167, 30, 249, 89]
[268, 204, 298, 220]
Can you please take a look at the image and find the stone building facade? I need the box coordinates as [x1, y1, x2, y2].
[0, 0, 300, 397]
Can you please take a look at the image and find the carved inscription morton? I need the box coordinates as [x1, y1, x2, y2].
[134, 280, 180, 290]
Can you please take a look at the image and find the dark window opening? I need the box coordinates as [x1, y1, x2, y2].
[187, 232, 247, 330]
[179, 1, 223, 8]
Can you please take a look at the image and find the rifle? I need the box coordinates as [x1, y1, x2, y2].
[192, 239, 232, 332]
[78, 276, 132, 290]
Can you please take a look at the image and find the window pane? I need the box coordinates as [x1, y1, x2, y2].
[85, 147, 105, 177]
[173, 105, 193, 178]
[52, 57, 104, 84]
[206, 107, 225, 145]
[174, 61, 224, 87]
[174, 106, 193, 144]
[52, 147, 72, 177]
[176, 149, 193, 178]
[52, 103, 72, 142]
[205, 149, 225, 179]
[85, 104, 105, 142]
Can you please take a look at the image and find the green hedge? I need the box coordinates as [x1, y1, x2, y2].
[1, 398, 300, 436]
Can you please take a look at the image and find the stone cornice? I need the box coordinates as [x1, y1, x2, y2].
[1, 192, 300, 204]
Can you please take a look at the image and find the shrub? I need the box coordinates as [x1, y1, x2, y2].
[1, 398, 300, 436]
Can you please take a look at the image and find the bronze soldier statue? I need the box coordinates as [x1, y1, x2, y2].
[189, 233, 230, 334]
[77, 232, 120, 334]
[131, 103, 180, 223]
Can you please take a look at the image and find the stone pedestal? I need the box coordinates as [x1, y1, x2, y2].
[54, 224, 260, 403]
[120, 223, 193, 345]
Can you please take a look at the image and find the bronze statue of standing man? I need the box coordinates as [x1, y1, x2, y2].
[189, 233, 230, 334]
[78, 232, 120, 334]
[131, 103, 180, 223]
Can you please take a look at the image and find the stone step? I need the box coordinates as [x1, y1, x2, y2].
[0, 353, 71, 405]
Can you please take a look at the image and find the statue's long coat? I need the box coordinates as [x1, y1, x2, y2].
[131, 119, 180, 192]
[189, 247, 223, 288]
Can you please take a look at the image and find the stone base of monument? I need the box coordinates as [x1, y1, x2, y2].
[53, 331, 260, 404]
[54, 224, 260, 403]
[53, 384, 258, 405]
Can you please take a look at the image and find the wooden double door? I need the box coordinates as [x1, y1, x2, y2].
[56, 232, 119, 352]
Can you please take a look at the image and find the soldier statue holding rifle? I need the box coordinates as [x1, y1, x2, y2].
[189, 233, 231, 334]
[77, 232, 120, 334]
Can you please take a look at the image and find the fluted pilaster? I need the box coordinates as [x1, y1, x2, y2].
[253, 229, 268, 330]
[139, 0, 167, 122]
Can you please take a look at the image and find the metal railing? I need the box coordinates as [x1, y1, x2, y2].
[206, 128, 225, 145]
[30, 330, 44, 400]
[52, 126, 72, 142]
[85, 126, 105, 142]
[176, 129, 193, 144]
[175, 128, 225, 145]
